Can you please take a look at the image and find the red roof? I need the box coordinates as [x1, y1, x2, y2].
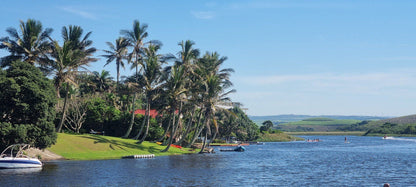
[134, 109, 160, 118]
[133, 109, 179, 118]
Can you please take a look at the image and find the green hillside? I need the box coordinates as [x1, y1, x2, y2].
[277, 118, 361, 132]
[250, 115, 388, 125]
[361, 114, 416, 136]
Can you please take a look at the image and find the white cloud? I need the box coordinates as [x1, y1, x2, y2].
[191, 11, 215, 20]
[60, 6, 98, 20]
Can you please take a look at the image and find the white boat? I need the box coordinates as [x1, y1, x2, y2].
[0, 144, 42, 169]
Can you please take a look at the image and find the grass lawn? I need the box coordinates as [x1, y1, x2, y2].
[256, 133, 304, 142]
[48, 133, 198, 160]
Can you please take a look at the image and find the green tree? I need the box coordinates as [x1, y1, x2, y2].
[161, 40, 199, 152]
[102, 37, 130, 89]
[260, 120, 274, 133]
[134, 44, 165, 143]
[91, 70, 114, 93]
[197, 52, 235, 153]
[0, 61, 57, 149]
[52, 25, 97, 133]
[0, 19, 53, 69]
[121, 20, 151, 138]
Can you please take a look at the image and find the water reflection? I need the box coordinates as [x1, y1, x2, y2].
[0, 167, 42, 174]
[1, 136, 416, 186]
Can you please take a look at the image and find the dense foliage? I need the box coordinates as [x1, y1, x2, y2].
[364, 123, 416, 135]
[0, 61, 57, 149]
[0, 19, 262, 151]
[217, 107, 259, 141]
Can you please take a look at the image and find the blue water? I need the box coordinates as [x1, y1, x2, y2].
[1, 136, 416, 186]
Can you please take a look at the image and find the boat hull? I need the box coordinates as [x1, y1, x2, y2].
[0, 158, 42, 169]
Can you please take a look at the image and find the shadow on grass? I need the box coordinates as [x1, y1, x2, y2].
[80, 135, 146, 152]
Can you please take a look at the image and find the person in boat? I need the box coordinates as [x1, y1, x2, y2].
[384, 135, 387, 139]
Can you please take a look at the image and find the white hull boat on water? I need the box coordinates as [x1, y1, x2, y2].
[0, 144, 42, 169]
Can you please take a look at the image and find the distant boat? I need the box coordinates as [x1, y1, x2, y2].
[0, 144, 42, 169]
[220, 146, 246, 152]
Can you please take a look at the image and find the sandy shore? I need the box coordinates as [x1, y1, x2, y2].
[26, 148, 65, 161]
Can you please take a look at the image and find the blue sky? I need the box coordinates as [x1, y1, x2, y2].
[1, 0, 416, 117]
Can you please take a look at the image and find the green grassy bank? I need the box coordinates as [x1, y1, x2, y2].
[286, 131, 365, 136]
[256, 133, 304, 142]
[47, 133, 198, 160]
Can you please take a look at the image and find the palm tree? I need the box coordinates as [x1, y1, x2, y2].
[50, 41, 88, 133]
[132, 44, 165, 143]
[54, 25, 97, 133]
[196, 52, 235, 153]
[91, 70, 114, 93]
[161, 41, 200, 151]
[102, 37, 129, 89]
[0, 19, 52, 68]
[120, 20, 151, 139]
[160, 65, 188, 152]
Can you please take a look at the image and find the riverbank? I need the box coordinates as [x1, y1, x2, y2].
[286, 131, 365, 136]
[36, 133, 197, 160]
[256, 132, 304, 142]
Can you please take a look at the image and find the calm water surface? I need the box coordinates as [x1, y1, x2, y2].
[1, 136, 416, 186]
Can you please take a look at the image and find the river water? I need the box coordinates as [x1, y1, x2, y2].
[1, 136, 416, 186]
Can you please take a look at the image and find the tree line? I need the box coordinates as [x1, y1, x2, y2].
[0, 19, 259, 151]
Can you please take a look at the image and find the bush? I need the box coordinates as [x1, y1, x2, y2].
[0, 61, 57, 149]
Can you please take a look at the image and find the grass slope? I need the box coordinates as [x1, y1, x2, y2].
[277, 117, 361, 132]
[48, 133, 197, 160]
[250, 115, 388, 125]
[285, 118, 360, 126]
[256, 133, 304, 142]
[378, 114, 416, 125]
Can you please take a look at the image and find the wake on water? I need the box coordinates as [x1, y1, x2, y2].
[384, 137, 416, 142]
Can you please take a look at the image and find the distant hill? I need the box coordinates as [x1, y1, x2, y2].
[276, 117, 361, 132]
[362, 114, 416, 135]
[378, 114, 416, 125]
[249, 114, 389, 125]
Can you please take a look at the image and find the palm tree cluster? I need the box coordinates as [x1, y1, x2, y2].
[0, 19, 257, 152]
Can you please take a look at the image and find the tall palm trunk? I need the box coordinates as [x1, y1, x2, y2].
[161, 107, 177, 152]
[157, 114, 172, 142]
[133, 104, 148, 140]
[116, 63, 120, 92]
[208, 131, 217, 147]
[199, 130, 208, 154]
[187, 109, 204, 147]
[199, 112, 212, 153]
[138, 101, 151, 143]
[57, 83, 70, 132]
[122, 92, 137, 138]
[123, 63, 139, 138]
[175, 107, 196, 146]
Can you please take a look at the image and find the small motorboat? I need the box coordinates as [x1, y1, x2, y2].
[0, 144, 42, 169]
[234, 146, 246, 152]
[220, 145, 246, 152]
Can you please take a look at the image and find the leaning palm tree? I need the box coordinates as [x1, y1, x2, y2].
[120, 20, 151, 139]
[0, 19, 52, 68]
[102, 37, 129, 89]
[160, 65, 188, 152]
[196, 52, 235, 153]
[50, 41, 88, 133]
[133, 44, 165, 143]
[54, 25, 97, 133]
